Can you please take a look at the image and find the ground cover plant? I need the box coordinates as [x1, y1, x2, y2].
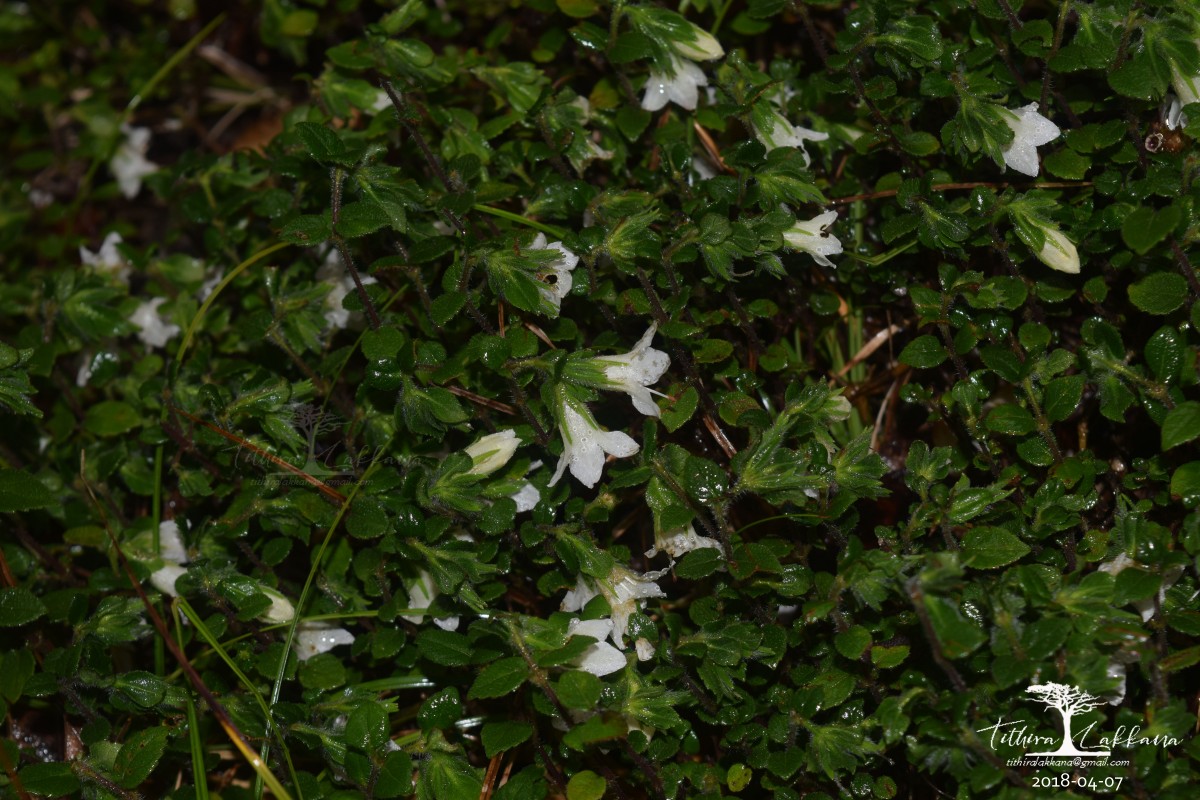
[2, 0, 1200, 797]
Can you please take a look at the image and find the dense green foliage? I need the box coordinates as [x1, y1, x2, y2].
[2, 0, 1200, 797]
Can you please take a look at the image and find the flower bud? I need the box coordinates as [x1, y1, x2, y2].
[464, 429, 520, 476]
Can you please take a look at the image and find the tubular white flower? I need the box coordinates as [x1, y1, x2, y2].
[111, 125, 158, 199]
[642, 55, 709, 112]
[1172, 52, 1200, 109]
[568, 618, 627, 677]
[403, 570, 460, 631]
[158, 520, 188, 564]
[80, 232, 130, 284]
[784, 210, 843, 267]
[296, 621, 356, 661]
[604, 566, 667, 649]
[464, 429, 520, 476]
[128, 298, 181, 349]
[1000, 103, 1060, 178]
[645, 523, 721, 560]
[528, 233, 579, 314]
[259, 587, 296, 624]
[549, 397, 639, 489]
[560, 567, 666, 650]
[593, 325, 671, 417]
[752, 107, 828, 166]
[634, 637, 656, 662]
[150, 564, 188, 597]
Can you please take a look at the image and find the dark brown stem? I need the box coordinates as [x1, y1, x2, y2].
[907, 579, 967, 692]
[1169, 237, 1200, 300]
[994, 0, 1024, 30]
[330, 168, 381, 330]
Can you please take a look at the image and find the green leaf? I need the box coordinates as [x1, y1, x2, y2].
[948, 486, 1010, 523]
[83, 400, 140, 437]
[1112, 568, 1160, 607]
[376, 751, 415, 798]
[566, 770, 607, 800]
[346, 702, 391, 751]
[1145, 326, 1183, 381]
[1121, 205, 1181, 255]
[279, 212, 333, 246]
[1043, 148, 1089, 179]
[556, 0, 599, 18]
[482, 720, 534, 757]
[727, 763, 753, 792]
[1043, 375, 1085, 422]
[834, 626, 871, 660]
[878, 16, 944, 63]
[922, 595, 986, 658]
[295, 121, 354, 166]
[416, 629, 474, 666]
[467, 656, 528, 699]
[0, 588, 46, 627]
[1171, 461, 1200, 506]
[899, 335, 947, 368]
[556, 669, 602, 710]
[675, 546, 723, 579]
[985, 404, 1036, 435]
[1162, 401, 1200, 450]
[418, 744, 483, 800]
[615, 106, 652, 140]
[1128, 272, 1185, 316]
[114, 726, 171, 788]
[662, 386, 697, 432]
[963, 527, 1030, 569]
[0, 469, 55, 512]
[337, 200, 394, 238]
[18, 763, 80, 797]
[418, 687, 463, 730]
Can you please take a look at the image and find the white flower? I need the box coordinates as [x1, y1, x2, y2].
[561, 566, 667, 649]
[784, 210, 843, 267]
[645, 523, 721, 560]
[594, 325, 671, 417]
[259, 587, 296, 624]
[511, 481, 541, 512]
[549, 399, 639, 489]
[403, 570, 459, 631]
[464, 429, 520, 476]
[158, 520, 188, 564]
[1000, 103, 1060, 178]
[642, 55, 709, 112]
[634, 637, 656, 661]
[1035, 226, 1080, 275]
[111, 125, 158, 199]
[80, 232, 130, 284]
[150, 564, 188, 597]
[568, 618, 627, 677]
[1171, 51, 1200, 110]
[752, 108, 828, 166]
[528, 233, 578, 315]
[1164, 95, 1187, 132]
[296, 621, 356, 661]
[128, 297, 181, 349]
